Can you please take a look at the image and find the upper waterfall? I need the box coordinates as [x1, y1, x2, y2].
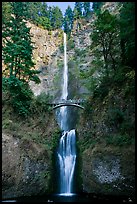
[61, 32, 68, 100]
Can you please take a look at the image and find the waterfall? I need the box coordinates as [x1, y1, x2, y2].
[61, 32, 68, 100]
[56, 32, 77, 196]
[57, 130, 76, 195]
[59, 32, 68, 131]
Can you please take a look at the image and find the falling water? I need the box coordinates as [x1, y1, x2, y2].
[59, 32, 68, 131]
[56, 32, 77, 196]
[61, 32, 68, 101]
[57, 130, 76, 195]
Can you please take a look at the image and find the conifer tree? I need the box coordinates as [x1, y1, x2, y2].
[74, 2, 83, 19]
[92, 2, 103, 11]
[2, 2, 12, 28]
[50, 6, 63, 29]
[83, 2, 91, 17]
[2, 2, 40, 83]
[63, 6, 74, 34]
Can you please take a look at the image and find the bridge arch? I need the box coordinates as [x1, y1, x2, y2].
[52, 103, 84, 110]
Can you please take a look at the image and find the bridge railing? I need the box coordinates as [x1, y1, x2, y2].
[50, 99, 86, 105]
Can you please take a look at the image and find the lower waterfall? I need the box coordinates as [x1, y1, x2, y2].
[57, 130, 76, 195]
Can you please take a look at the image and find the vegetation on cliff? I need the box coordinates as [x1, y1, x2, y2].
[74, 3, 135, 197]
[76, 2, 135, 148]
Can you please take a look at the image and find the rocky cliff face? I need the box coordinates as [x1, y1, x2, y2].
[65, 2, 122, 100]
[27, 22, 64, 99]
[2, 108, 59, 199]
[76, 84, 135, 198]
[2, 133, 50, 199]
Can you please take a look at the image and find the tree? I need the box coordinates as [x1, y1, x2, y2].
[26, 2, 42, 22]
[50, 6, 63, 29]
[34, 2, 52, 30]
[63, 6, 74, 34]
[92, 2, 103, 13]
[2, 2, 41, 116]
[83, 2, 91, 17]
[2, 2, 40, 84]
[91, 10, 119, 77]
[40, 2, 48, 17]
[2, 2, 12, 27]
[119, 2, 135, 68]
[74, 2, 83, 19]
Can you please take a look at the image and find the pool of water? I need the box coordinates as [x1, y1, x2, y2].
[2, 193, 135, 203]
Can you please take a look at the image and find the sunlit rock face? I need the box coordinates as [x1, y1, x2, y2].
[26, 22, 63, 98]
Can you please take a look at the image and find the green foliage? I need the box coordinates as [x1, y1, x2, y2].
[119, 2, 135, 68]
[105, 134, 134, 146]
[63, 6, 74, 34]
[2, 2, 12, 27]
[50, 6, 63, 29]
[83, 100, 93, 116]
[67, 38, 75, 50]
[87, 4, 135, 100]
[57, 59, 63, 70]
[91, 10, 119, 76]
[59, 44, 64, 53]
[92, 2, 103, 12]
[93, 76, 113, 99]
[36, 16, 52, 30]
[9, 2, 64, 31]
[51, 129, 61, 150]
[107, 108, 124, 126]
[74, 2, 83, 19]
[83, 2, 91, 17]
[78, 134, 98, 152]
[2, 2, 41, 118]
[120, 120, 135, 136]
[25, 2, 51, 30]
[30, 92, 53, 115]
[74, 48, 86, 57]
[48, 30, 52, 35]
[2, 2, 41, 84]
[3, 76, 33, 117]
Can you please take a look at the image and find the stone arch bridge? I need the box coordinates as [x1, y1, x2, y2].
[48, 99, 85, 110]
